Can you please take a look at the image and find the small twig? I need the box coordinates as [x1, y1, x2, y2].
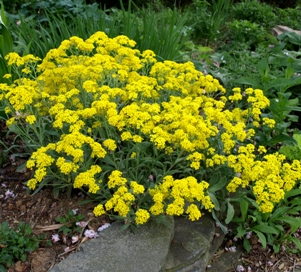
[31, 204, 46, 229]
[57, 245, 78, 257]
[242, 258, 255, 265]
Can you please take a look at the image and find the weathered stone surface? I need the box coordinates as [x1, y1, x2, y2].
[272, 25, 301, 37]
[51, 216, 174, 272]
[162, 213, 216, 272]
[207, 245, 244, 272]
[50, 213, 243, 272]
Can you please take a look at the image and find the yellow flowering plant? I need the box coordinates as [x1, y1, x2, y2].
[1, 32, 301, 240]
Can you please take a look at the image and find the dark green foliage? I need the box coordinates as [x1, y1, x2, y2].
[225, 20, 268, 50]
[0, 222, 40, 269]
[55, 210, 85, 235]
[259, 0, 299, 9]
[230, 0, 277, 29]
[276, 7, 301, 30]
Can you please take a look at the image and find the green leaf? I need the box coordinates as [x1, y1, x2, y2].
[235, 224, 246, 238]
[251, 224, 279, 235]
[268, 206, 289, 222]
[212, 210, 228, 234]
[257, 58, 269, 80]
[243, 238, 251, 253]
[277, 216, 301, 229]
[102, 154, 116, 167]
[208, 192, 220, 211]
[120, 223, 130, 232]
[268, 134, 296, 146]
[290, 237, 301, 251]
[253, 230, 267, 249]
[208, 176, 227, 193]
[225, 202, 235, 224]
[273, 243, 280, 253]
[240, 199, 248, 221]
[234, 77, 261, 89]
[284, 188, 301, 200]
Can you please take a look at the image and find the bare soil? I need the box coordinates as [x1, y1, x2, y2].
[0, 159, 108, 272]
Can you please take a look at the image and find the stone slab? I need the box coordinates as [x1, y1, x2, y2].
[51, 216, 174, 272]
[163, 213, 216, 272]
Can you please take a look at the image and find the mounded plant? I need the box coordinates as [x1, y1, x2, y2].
[1, 32, 301, 245]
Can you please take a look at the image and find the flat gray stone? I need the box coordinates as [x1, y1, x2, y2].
[207, 245, 244, 272]
[163, 213, 216, 272]
[51, 216, 174, 272]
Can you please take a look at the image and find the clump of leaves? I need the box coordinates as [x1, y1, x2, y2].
[279, 133, 301, 160]
[0, 222, 40, 270]
[56, 210, 85, 235]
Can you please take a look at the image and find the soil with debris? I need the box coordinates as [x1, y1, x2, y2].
[220, 233, 301, 272]
[0, 159, 109, 272]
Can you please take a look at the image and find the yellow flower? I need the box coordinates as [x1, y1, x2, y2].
[135, 209, 150, 225]
[103, 139, 117, 151]
[186, 204, 201, 221]
[27, 178, 37, 190]
[108, 170, 127, 189]
[25, 115, 36, 125]
[130, 181, 145, 194]
[93, 204, 106, 217]
[6, 117, 16, 127]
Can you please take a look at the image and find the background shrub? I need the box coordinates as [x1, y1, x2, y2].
[230, 0, 277, 30]
[259, 0, 300, 9]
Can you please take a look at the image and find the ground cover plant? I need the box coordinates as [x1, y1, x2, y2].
[2, 0, 301, 270]
[2, 29, 301, 247]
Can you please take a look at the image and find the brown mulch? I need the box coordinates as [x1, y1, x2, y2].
[0, 159, 108, 272]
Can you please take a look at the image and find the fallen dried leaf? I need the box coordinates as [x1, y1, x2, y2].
[278, 263, 285, 270]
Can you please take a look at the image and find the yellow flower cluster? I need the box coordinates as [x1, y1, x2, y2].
[149, 176, 214, 221]
[226, 147, 301, 213]
[2, 31, 300, 225]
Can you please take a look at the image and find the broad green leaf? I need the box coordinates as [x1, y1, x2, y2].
[273, 243, 280, 253]
[236, 225, 246, 238]
[257, 58, 269, 80]
[234, 77, 262, 89]
[268, 206, 289, 222]
[253, 230, 267, 249]
[277, 216, 301, 229]
[212, 210, 227, 234]
[284, 188, 301, 200]
[225, 202, 235, 224]
[208, 192, 220, 211]
[240, 199, 248, 221]
[0, 19, 13, 57]
[287, 206, 301, 214]
[243, 238, 251, 253]
[293, 134, 301, 149]
[251, 224, 279, 235]
[209, 176, 227, 193]
[209, 173, 220, 186]
[102, 154, 116, 167]
[290, 237, 301, 251]
[120, 223, 130, 232]
[268, 134, 296, 146]
[285, 66, 295, 79]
